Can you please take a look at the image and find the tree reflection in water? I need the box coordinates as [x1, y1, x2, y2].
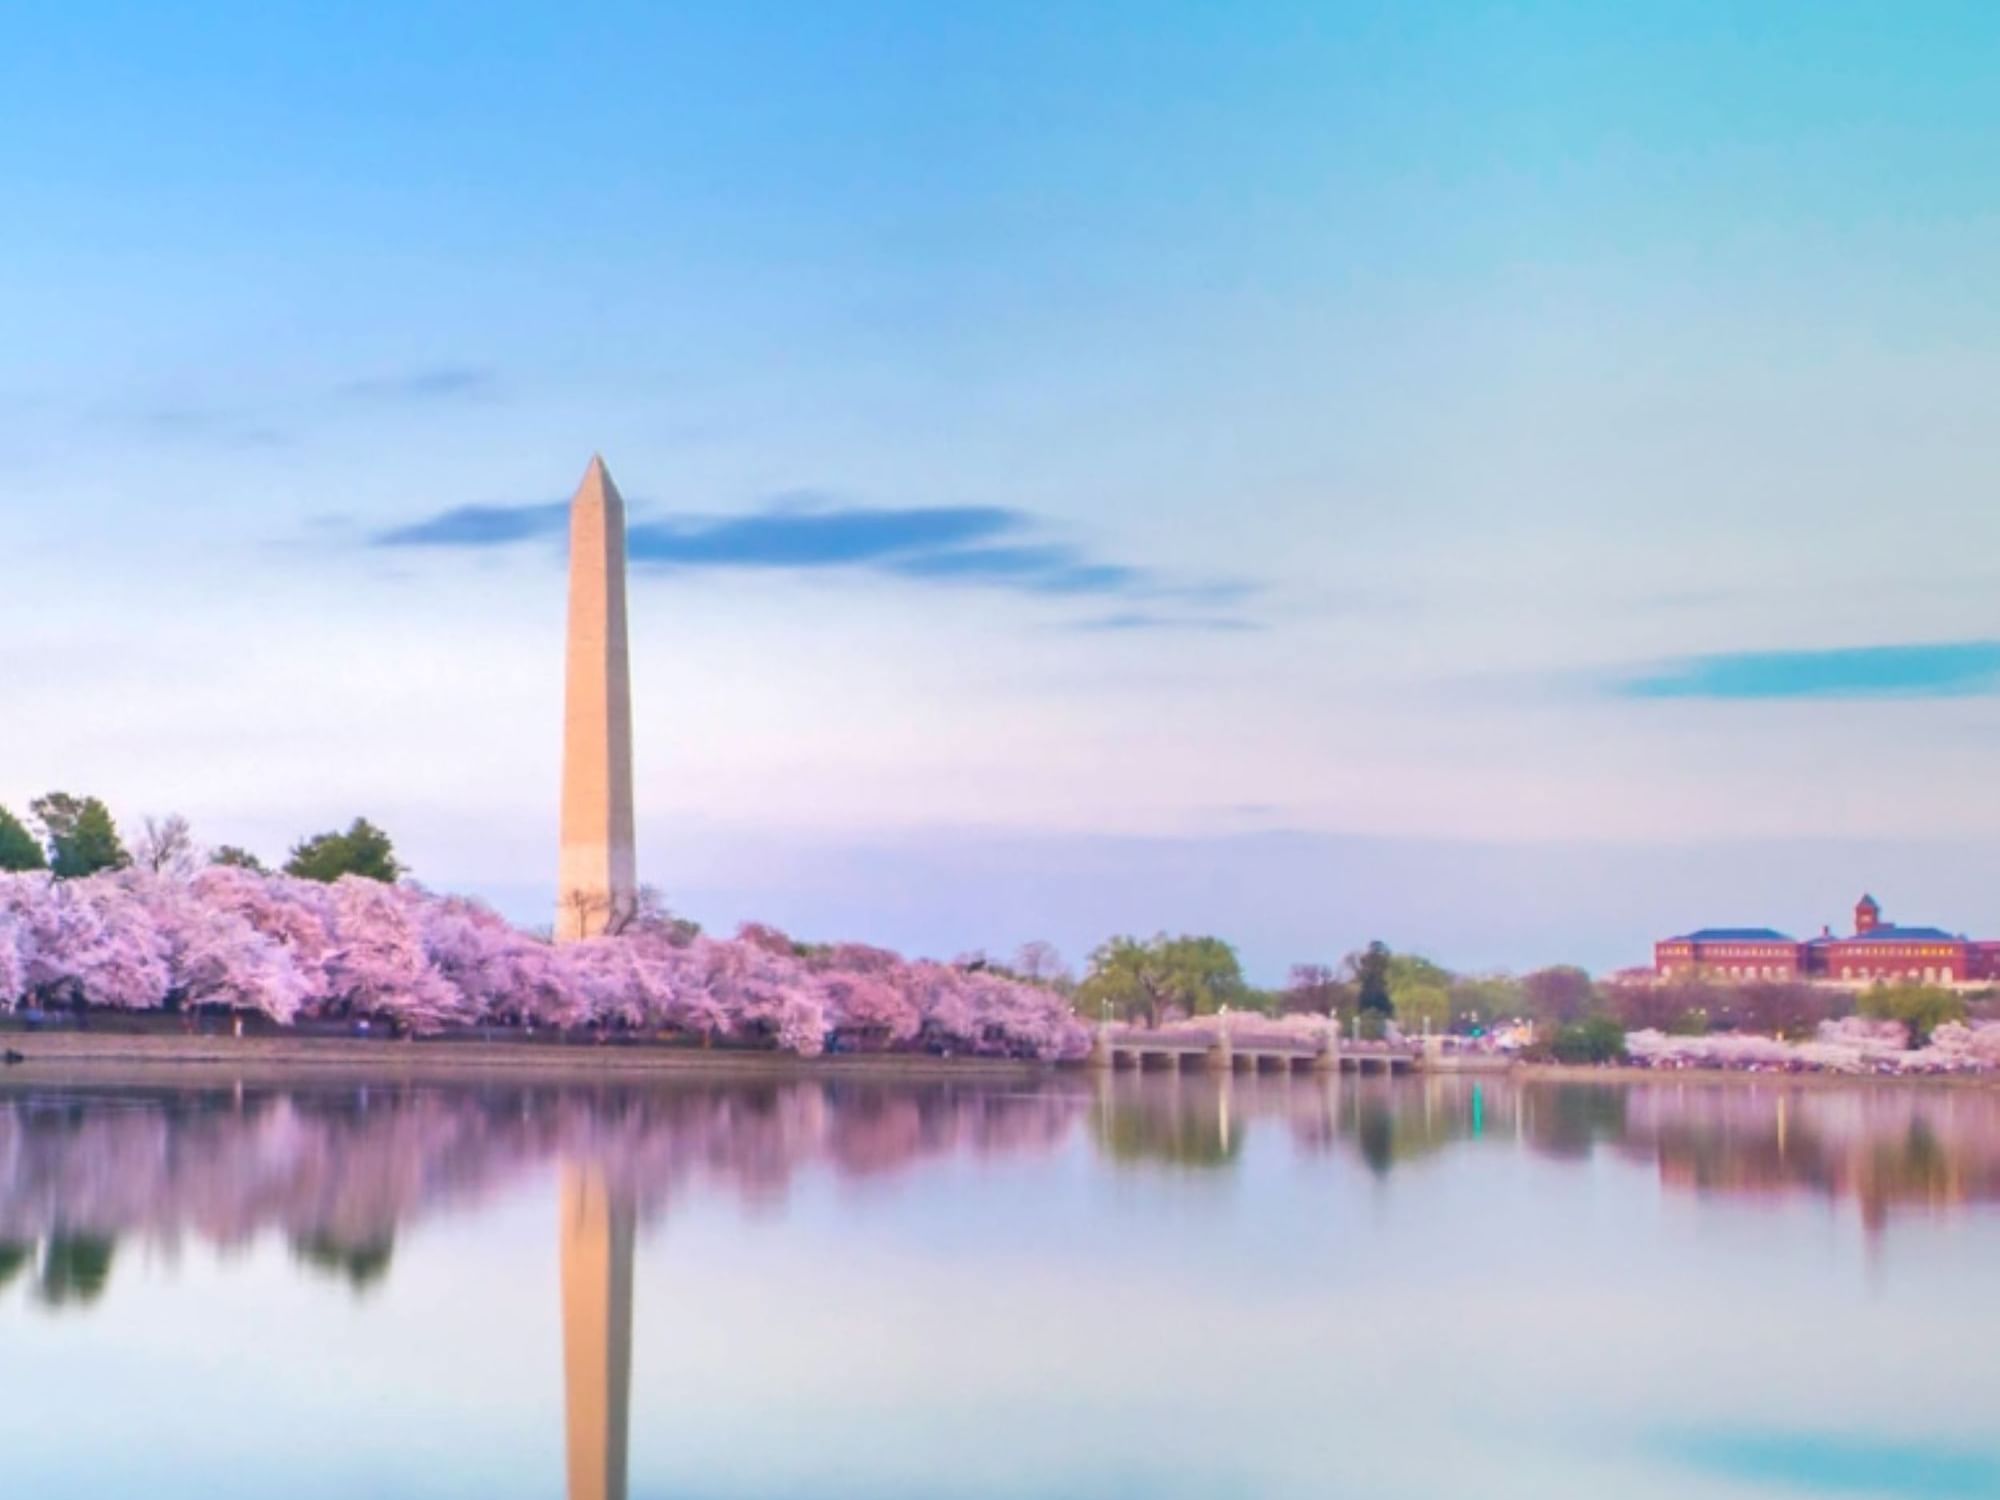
[291, 1232, 396, 1291]
[0, 1234, 119, 1310]
[0, 1077, 1095, 1314]
[1, 1072, 1997, 1319]
[33, 1234, 117, 1308]
[1093, 1071, 2000, 1231]
[0, 1241, 29, 1295]
[5, 1072, 1999, 1499]
[1090, 1072, 1248, 1170]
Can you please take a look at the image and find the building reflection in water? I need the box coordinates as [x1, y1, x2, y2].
[560, 1165, 634, 1500]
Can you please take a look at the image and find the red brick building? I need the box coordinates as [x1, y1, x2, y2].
[1654, 927, 1804, 981]
[1655, 895, 2000, 987]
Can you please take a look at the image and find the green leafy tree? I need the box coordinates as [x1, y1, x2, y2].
[1393, 979, 1452, 1034]
[1165, 935, 1250, 1015]
[0, 806, 46, 872]
[1387, 952, 1453, 1033]
[210, 845, 269, 873]
[1549, 1015, 1627, 1065]
[1078, 933, 1249, 1024]
[284, 818, 403, 884]
[29, 792, 129, 878]
[1448, 975, 1525, 1033]
[1240, 987, 1285, 1015]
[1077, 937, 1167, 1024]
[1859, 983, 1967, 1048]
[1387, 953, 1452, 990]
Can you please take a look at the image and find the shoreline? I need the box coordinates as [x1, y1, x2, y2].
[6, 1033, 2000, 1090]
[0, 1032, 1061, 1083]
[1510, 1061, 2000, 1091]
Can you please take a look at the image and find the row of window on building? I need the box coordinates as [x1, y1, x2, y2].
[1653, 898, 1996, 987]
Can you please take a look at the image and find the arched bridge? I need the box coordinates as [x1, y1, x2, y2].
[1089, 1027, 1421, 1075]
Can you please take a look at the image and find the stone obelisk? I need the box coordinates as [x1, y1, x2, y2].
[556, 456, 637, 942]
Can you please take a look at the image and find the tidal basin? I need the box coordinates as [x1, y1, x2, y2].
[3, 1072, 1997, 1499]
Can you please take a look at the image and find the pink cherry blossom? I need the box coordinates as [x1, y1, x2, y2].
[0, 870, 1088, 1057]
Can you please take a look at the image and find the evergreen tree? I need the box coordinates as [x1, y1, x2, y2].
[211, 845, 269, 873]
[0, 805, 46, 872]
[1355, 940, 1395, 1018]
[29, 792, 130, 878]
[284, 818, 403, 884]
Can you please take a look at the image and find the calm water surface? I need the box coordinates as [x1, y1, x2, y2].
[2, 1070, 1997, 1499]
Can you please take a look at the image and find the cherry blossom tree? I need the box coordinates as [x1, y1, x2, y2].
[0, 868, 1090, 1057]
[321, 877, 462, 1031]
[0, 913, 24, 1005]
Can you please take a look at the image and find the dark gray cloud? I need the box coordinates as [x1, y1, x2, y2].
[370, 493, 1258, 612]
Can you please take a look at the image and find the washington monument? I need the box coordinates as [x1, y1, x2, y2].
[556, 455, 637, 942]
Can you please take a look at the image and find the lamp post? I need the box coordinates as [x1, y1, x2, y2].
[1089, 998, 1117, 1074]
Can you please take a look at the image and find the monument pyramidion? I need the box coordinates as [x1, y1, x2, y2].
[555, 455, 638, 942]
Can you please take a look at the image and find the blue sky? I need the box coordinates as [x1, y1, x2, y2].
[6, 1, 2000, 977]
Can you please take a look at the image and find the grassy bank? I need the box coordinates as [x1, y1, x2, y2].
[0, 1031, 1061, 1082]
[1512, 1061, 2000, 1091]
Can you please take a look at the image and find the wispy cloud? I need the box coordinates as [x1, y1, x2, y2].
[1614, 641, 2000, 700]
[1070, 611, 1263, 634]
[628, 499, 1019, 568]
[369, 492, 1257, 612]
[1662, 1429, 2000, 1498]
[75, 364, 498, 451]
[886, 545, 1161, 597]
[336, 366, 497, 402]
[92, 401, 294, 450]
[373, 501, 568, 548]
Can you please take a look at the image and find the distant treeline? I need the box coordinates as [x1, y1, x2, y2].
[7, 792, 1992, 1060]
[0, 794, 398, 885]
[1066, 931, 1997, 1056]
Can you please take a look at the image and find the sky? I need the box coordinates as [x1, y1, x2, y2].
[6, 1, 2000, 979]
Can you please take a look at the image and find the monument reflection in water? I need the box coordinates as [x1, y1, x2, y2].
[4, 1072, 2000, 1498]
[561, 1165, 633, 1500]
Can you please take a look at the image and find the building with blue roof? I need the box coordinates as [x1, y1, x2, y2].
[1655, 895, 2000, 986]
